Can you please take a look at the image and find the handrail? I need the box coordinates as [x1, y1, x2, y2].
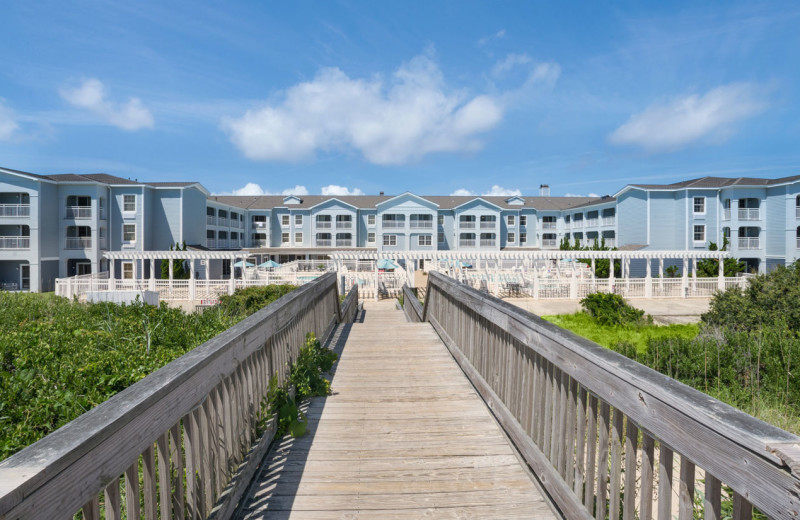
[339, 284, 359, 324]
[0, 272, 345, 519]
[414, 271, 800, 519]
[401, 284, 423, 322]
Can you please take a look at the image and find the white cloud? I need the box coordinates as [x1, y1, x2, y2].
[60, 78, 154, 131]
[450, 188, 475, 196]
[564, 192, 600, 198]
[0, 100, 19, 140]
[482, 185, 521, 196]
[478, 29, 506, 46]
[222, 53, 504, 165]
[321, 185, 365, 196]
[492, 53, 532, 77]
[609, 83, 766, 152]
[218, 183, 309, 196]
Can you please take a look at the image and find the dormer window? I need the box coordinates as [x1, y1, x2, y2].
[505, 196, 525, 206]
[283, 195, 303, 205]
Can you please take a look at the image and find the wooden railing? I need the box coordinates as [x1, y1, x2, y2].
[410, 271, 800, 520]
[402, 284, 423, 322]
[0, 272, 357, 520]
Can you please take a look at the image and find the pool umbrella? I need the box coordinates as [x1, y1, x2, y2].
[259, 260, 281, 268]
[376, 258, 400, 270]
[233, 260, 255, 268]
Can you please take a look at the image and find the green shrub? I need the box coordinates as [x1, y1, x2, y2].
[217, 284, 296, 317]
[580, 292, 647, 326]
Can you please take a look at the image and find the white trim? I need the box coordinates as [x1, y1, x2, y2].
[308, 197, 359, 210]
[646, 191, 650, 244]
[375, 191, 439, 209]
[40, 257, 60, 261]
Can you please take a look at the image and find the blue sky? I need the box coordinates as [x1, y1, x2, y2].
[1, 1, 799, 197]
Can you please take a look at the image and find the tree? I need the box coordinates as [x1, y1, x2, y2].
[695, 237, 745, 277]
[558, 236, 620, 278]
[161, 241, 190, 279]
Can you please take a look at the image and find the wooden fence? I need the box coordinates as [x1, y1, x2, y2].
[408, 272, 800, 519]
[0, 272, 358, 520]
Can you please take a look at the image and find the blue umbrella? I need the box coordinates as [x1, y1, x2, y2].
[376, 258, 400, 270]
[233, 260, 255, 268]
[259, 260, 281, 268]
[458, 261, 472, 268]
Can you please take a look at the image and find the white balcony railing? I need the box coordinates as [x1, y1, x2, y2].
[217, 217, 228, 227]
[99, 238, 108, 250]
[251, 239, 268, 247]
[0, 204, 30, 217]
[542, 222, 557, 229]
[316, 240, 332, 247]
[459, 221, 476, 229]
[252, 221, 268, 229]
[738, 208, 760, 221]
[336, 221, 353, 229]
[584, 218, 598, 227]
[723, 209, 731, 220]
[572, 221, 583, 229]
[0, 236, 30, 249]
[602, 217, 615, 226]
[410, 221, 433, 229]
[382, 221, 405, 228]
[65, 237, 92, 249]
[335, 240, 352, 247]
[316, 221, 332, 229]
[542, 239, 558, 248]
[604, 238, 616, 248]
[480, 221, 497, 229]
[480, 239, 496, 247]
[738, 237, 760, 249]
[217, 239, 228, 248]
[207, 215, 215, 225]
[796, 207, 800, 219]
[796, 238, 800, 249]
[65, 206, 92, 219]
[459, 240, 476, 247]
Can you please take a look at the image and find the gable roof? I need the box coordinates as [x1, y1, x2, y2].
[627, 175, 800, 190]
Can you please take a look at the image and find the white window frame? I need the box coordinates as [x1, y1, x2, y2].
[367, 214, 376, 226]
[520, 215, 527, 226]
[418, 235, 432, 246]
[520, 232, 527, 243]
[507, 215, 515, 226]
[693, 224, 706, 243]
[294, 232, 303, 244]
[122, 223, 136, 244]
[122, 261, 134, 279]
[367, 232, 376, 243]
[123, 194, 136, 213]
[693, 196, 705, 215]
[281, 232, 289, 244]
[383, 234, 397, 246]
[281, 215, 290, 227]
[508, 232, 515, 243]
[438, 215, 444, 225]
[295, 214, 303, 226]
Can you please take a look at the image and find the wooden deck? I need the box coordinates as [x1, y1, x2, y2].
[237, 301, 557, 519]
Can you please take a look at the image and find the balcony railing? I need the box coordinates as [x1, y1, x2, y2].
[206, 239, 216, 249]
[217, 239, 228, 248]
[459, 239, 476, 247]
[252, 221, 268, 229]
[738, 237, 760, 249]
[542, 222, 557, 229]
[251, 239, 268, 247]
[382, 221, 405, 228]
[797, 237, 800, 249]
[65, 206, 92, 219]
[336, 221, 353, 229]
[572, 221, 583, 228]
[602, 217, 615, 226]
[604, 238, 616, 248]
[796, 207, 800, 219]
[335, 240, 352, 247]
[479, 221, 497, 229]
[217, 217, 228, 227]
[316, 221, 332, 229]
[542, 239, 558, 248]
[207, 215, 216, 225]
[738, 208, 760, 220]
[480, 239, 496, 247]
[0, 236, 30, 249]
[0, 204, 30, 217]
[584, 218, 598, 227]
[316, 240, 332, 247]
[410, 220, 433, 229]
[459, 221, 476, 229]
[65, 237, 92, 249]
[723, 208, 731, 220]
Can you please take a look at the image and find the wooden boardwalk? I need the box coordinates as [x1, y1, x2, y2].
[237, 301, 556, 519]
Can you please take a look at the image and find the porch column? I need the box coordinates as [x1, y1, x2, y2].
[608, 253, 615, 293]
[189, 259, 196, 301]
[692, 257, 697, 292]
[591, 257, 596, 291]
[569, 256, 578, 299]
[658, 257, 664, 293]
[532, 263, 539, 299]
[109, 259, 115, 291]
[624, 258, 630, 293]
[229, 255, 236, 295]
[149, 259, 155, 291]
[644, 256, 652, 298]
[718, 253, 725, 290]
[205, 258, 210, 281]
[681, 257, 689, 298]
[168, 256, 173, 292]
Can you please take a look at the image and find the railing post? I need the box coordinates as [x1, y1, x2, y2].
[718, 253, 725, 290]
[645, 257, 652, 298]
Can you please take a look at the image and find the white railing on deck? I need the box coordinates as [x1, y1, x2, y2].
[602, 217, 615, 226]
[542, 239, 558, 248]
[65, 206, 92, 219]
[0, 204, 30, 217]
[542, 222, 557, 229]
[206, 215, 215, 225]
[738, 237, 759, 249]
[0, 236, 30, 249]
[738, 208, 759, 220]
[459, 221, 476, 229]
[65, 237, 91, 249]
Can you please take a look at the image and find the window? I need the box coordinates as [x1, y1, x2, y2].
[281, 215, 289, 226]
[508, 232, 515, 243]
[368, 215, 376, 226]
[122, 262, 134, 279]
[520, 215, 527, 226]
[123, 224, 136, 243]
[281, 232, 289, 243]
[295, 214, 303, 226]
[367, 232, 375, 243]
[508, 215, 515, 226]
[418, 235, 432, 246]
[123, 195, 136, 212]
[693, 225, 705, 242]
[438, 232, 444, 243]
[722, 227, 731, 240]
[383, 234, 397, 246]
[693, 197, 705, 214]
[438, 215, 444, 225]
[295, 232, 303, 243]
[520, 232, 527, 243]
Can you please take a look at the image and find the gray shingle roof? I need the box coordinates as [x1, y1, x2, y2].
[630, 175, 800, 190]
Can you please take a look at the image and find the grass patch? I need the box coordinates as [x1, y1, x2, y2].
[541, 312, 699, 353]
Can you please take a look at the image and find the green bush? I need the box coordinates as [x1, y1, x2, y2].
[217, 284, 296, 317]
[580, 292, 647, 326]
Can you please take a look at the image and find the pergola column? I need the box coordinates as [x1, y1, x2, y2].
[109, 259, 115, 291]
[658, 257, 664, 293]
[149, 259, 156, 292]
[692, 257, 697, 292]
[681, 257, 689, 297]
[608, 253, 615, 293]
[189, 259, 196, 301]
[229, 254, 236, 295]
[645, 256, 652, 298]
[718, 253, 725, 290]
[168, 257, 173, 292]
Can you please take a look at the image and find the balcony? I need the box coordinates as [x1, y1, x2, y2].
[251, 239, 268, 247]
[382, 221, 405, 229]
[217, 217, 228, 227]
[252, 221, 268, 229]
[480, 239, 496, 247]
[99, 238, 108, 250]
[738, 208, 760, 221]
[0, 204, 30, 218]
[572, 221, 583, 229]
[459, 221, 476, 229]
[602, 217, 615, 226]
[584, 218, 598, 227]
[65, 237, 92, 249]
[797, 238, 800, 249]
[0, 236, 30, 249]
[335, 240, 352, 247]
[207, 215, 216, 225]
[542, 239, 558, 248]
[316, 240, 332, 247]
[796, 207, 800, 219]
[459, 239, 476, 247]
[410, 220, 433, 229]
[542, 222, 557, 229]
[336, 221, 353, 229]
[479, 221, 497, 229]
[738, 237, 760, 250]
[723, 209, 731, 220]
[316, 221, 332, 229]
[604, 238, 616, 248]
[65, 206, 92, 219]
